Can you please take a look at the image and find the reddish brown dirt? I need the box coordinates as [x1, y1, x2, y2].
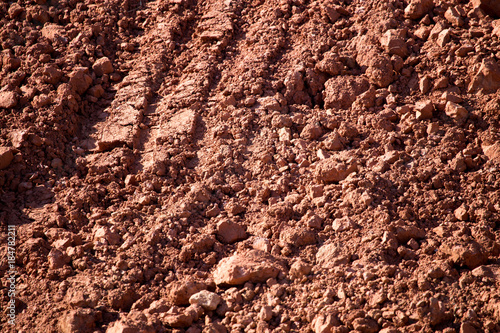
[2, 0, 500, 332]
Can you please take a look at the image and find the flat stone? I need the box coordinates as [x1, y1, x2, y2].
[213, 250, 281, 285]
[96, 105, 143, 151]
[471, 265, 500, 280]
[163, 109, 197, 138]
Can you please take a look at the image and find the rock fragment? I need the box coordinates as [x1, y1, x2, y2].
[279, 227, 317, 247]
[213, 250, 281, 285]
[301, 122, 323, 140]
[441, 241, 487, 269]
[168, 279, 207, 305]
[315, 157, 357, 183]
[0, 91, 18, 108]
[216, 220, 246, 244]
[380, 30, 408, 58]
[58, 309, 96, 333]
[472, 0, 500, 17]
[69, 68, 92, 95]
[468, 58, 500, 93]
[445, 101, 468, 120]
[323, 76, 369, 109]
[445, 7, 465, 26]
[289, 260, 312, 279]
[92, 57, 114, 76]
[415, 100, 434, 120]
[404, 0, 434, 19]
[316, 51, 343, 76]
[189, 290, 221, 310]
[312, 312, 341, 333]
[332, 216, 357, 232]
[0, 147, 14, 170]
[161, 304, 203, 328]
[436, 29, 451, 47]
[482, 142, 500, 164]
[94, 226, 120, 245]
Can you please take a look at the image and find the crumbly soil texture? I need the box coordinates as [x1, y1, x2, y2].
[2, 0, 500, 332]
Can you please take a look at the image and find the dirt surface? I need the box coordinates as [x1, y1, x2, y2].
[1, 0, 500, 332]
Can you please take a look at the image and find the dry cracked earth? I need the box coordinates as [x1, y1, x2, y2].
[2, 0, 500, 332]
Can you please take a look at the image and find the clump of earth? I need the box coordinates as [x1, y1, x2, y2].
[1, 0, 500, 332]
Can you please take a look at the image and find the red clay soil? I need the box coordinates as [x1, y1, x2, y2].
[1, 0, 500, 332]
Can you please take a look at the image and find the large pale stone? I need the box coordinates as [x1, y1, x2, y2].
[189, 290, 221, 310]
[213, 250, 281, 285]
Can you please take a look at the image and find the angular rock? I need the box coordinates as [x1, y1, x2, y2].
[43, 65, 63, 85]
[213, 250, 281, 285]
[445, 7, 464, 27]
[472, 0, 500, 18]
[472, 265, 500, 281]
[289, 260, 312, 279]
[93, 57, 114, 76]
[315, 157, 357, 183]
[404, 0, 434, 19]
[160, 109, 198, 141]
[189, 290, 221, 310]
[0, 91, 18, 109]
[483, 142, 500, 164]
[41, 24, 68, 44]
[0, 147, 14, 170]
[106, 320, 143, 333]
[94, 226, 120, 245]
[316, 51, 343, 76]
[323, 76, 370, 109]
[48, 249, 70, 269]
[445, 101, 468, 120]
[216, 220, 246, 244]
[380, 30, 408, 58]
[58, 309, 96, 333]
[468, 58, 500, 93]
[107, 289, 138, 311]
[415, 100, 434, 120]
[436, 29, 451, 47]
[352, 317, 378, 333]
[69, 68, 92, 95]
[332, 216, 356, 232]
[301, 122, 323, 140]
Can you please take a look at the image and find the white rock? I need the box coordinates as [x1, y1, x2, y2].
[188, 290, 221, 311]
